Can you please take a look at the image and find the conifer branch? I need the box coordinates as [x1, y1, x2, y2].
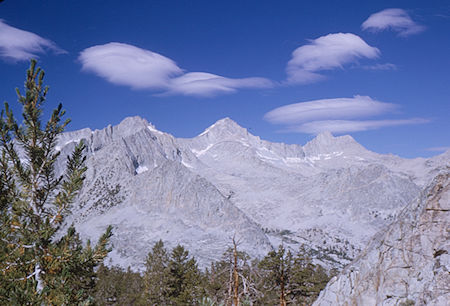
[0, 60, 112, 304]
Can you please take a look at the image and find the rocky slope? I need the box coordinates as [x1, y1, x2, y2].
[55, 116, 448, 270]
[313, 171, 450, 305]
[59, 117, 272, 270]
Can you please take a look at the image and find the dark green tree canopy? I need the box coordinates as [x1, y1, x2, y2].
[0, 60, 112, 304]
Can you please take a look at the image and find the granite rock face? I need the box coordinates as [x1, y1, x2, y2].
[313, 171, 450, 306]
[55, 116, 449, 270]
[58, 117, 272, 270]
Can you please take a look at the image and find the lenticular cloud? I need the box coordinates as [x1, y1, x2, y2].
[79, 42, 272, 96]
[264, 96, 395, 124]
[264, 95, 428, 134]
[286, 33, 379, 84]
[168, 72, 273, 96]
[289, 118, 429, 134]
[0, 19, 65, 62]
[362, 8, 425, 37]
[79, 42, 183, 90]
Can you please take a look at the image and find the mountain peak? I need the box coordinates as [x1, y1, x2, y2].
[303, 132, 366, 156]
[117, 116, 149, 129]
[198, 117, 249, 138]
[314, 131, 335, 142]
[210, 117, 242, 129]
[216, 117, 233, 124]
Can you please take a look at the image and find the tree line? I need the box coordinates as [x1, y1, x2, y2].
[93, 240, 333, 305]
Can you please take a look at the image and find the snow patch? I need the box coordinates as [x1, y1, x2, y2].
[136, 165, 148, 174]
[55, 139, 83, 152]
[256, 150, 280, 161]
[306, 151, 344, 163]
[192, 144, 214, 156]
[198, 122, 218, 137]
[147, 125, 163, 134]
[181, 160, 194, 168]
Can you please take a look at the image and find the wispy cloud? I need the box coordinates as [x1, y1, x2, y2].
[167, 72, 273, 97]
[286, 33, 379, 84]
[264, 95, 429, 134]
[360, 63, 397, 71]
[287, 118, 429, 134]
[0, 20, 66, 62]
[264, 96, 395, 124]
[362, 8, 425, 37]
[79, 42, 272, 97]
[426, 146, 450, 152]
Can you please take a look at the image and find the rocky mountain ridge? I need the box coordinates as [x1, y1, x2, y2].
[56, 116, 449, 271]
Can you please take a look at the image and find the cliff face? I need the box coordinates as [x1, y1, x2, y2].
[314, 171, 450, 306]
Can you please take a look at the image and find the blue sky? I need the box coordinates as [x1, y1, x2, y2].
[1, 0, 449, 158]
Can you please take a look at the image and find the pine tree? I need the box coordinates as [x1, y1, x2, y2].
[289, 246, 331, 305]
[203, 241, 257, 305]
[93, 264, 143, 305]
[141, 242, 203, 305]
[257, 244, 292, 306]
[141, 240, 171, 305]
[0, 60, 112, 304]
[167, 244, 202, 305]
[232, 238, 240, 306]
[203, 254, 230, 304]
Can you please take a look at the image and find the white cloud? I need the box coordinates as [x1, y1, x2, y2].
[286, 33, 379, 84]
[0, 19, 65, 61]
[264, 95, 395, 124]
[287, 118, 429, 134]
[362, 8, 425, 37]
[79, 42, 183, 90]
[361, 63, 397, 71]
[426, 146, 450, 152]
[167, 72, 273, 97]
[79, 42, 272, 96]
[264, 95, 429, 134]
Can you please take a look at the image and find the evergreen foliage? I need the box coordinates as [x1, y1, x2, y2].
[257, 244, 292, 305]
[289, 246, 331, 304]
[93, 264, 143, 305]
[167, 245, 203, 304]
[142, 240, 171, 305]
[94, 241, 332, 306]
[140, 241, 203, 305]
[0, 60, 112, 304]
[203, 245, 257, 305]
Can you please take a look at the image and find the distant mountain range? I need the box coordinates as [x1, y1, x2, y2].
[55, 116, 449, 271]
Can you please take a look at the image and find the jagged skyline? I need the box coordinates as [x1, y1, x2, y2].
[1, 0, 449, 157]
